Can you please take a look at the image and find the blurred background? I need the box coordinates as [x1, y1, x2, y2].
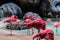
[0, 0, 50, 18]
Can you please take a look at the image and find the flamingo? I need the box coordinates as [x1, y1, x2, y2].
[4, 15, 18, 35]
[24, 18, 46, 35]
[16, 19, 20, 24]
[23, 14, 34, 35]
[54, 22, 60, 36]
[26, 14, 31, 19]
[24, 19, 33, 35]
[32, 18, 46, 33]
[23, 13, 46, 35]
[23, 12, 33, 20]
[33, 30, 54, 40]
[46, 18, 52, 23]
[4, 15, 18, 23]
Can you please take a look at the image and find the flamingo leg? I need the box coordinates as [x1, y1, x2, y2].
[10, 24, 13, 35]
[32, 27, 34, 35]
[38, 30, 40, 40]
[37, 30, 40, 40]
[10, 29, 12, 35]
[56, 28, 58, 36]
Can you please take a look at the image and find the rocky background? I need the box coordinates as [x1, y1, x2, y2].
[0, 0, 60, 18]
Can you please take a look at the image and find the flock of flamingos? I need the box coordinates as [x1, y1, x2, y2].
[3, 13, 60, 40]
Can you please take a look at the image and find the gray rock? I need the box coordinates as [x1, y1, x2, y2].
[0, 2, 22, 18]
[23, 12, 41, 20]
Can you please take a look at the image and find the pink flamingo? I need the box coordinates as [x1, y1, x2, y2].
[16, 19, 20, 24]
[46, 18, 52, 23]
[4, 15, 18, 35]
[26, 14, 31, 19]
[31, 15, 36, 20]
[31, 18, 46, 40]
[24, 18, 46, 35]
[54, 22, 60, 36]
[23, 13, 46, 35]
[23, 14, 34, 35]
[24, 19, 33, 35]
[32, 18, 46, 33]
[4, 15, 18, 23]
[33, 30, 54, 40]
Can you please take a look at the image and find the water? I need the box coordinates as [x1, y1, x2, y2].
[19, 21, 60, 36]
[2, 21, 60, 36]
[46, 22, 60, 36]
